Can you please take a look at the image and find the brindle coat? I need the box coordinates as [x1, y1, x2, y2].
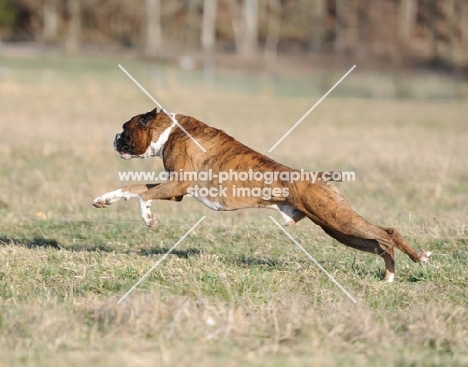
[94, 108, 431, 282]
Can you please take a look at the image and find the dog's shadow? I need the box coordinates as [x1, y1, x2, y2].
[0, 237, 291, 270]
[0, 237, 203, 258]
[1, 237, 389, 280]
[0, 236, 61, 249]
[137, 247, 201, 258]
[136, 247, 281, 268]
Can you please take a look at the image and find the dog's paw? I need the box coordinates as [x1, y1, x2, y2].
[144, 213, 158, 230]
[93, 189, 131, 208]
[419, 250, 432, 262]
[385, 274, 395, 283]
[93, 197, 109, 208]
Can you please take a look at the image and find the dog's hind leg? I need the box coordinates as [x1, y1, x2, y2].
[289, 182, 430, 281]
[275, 202, 306, 226]
[321, 226, 396, 281]
[380, 226, 431, 264]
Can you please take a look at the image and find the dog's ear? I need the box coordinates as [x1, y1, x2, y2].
[138, 108, 157, 127]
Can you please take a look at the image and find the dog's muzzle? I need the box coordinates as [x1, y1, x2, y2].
[114, 133, 121, 151]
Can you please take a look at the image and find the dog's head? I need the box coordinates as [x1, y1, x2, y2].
[114, 108, 172, 159]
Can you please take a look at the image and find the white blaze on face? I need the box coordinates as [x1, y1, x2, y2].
[115, 113, 178, 160]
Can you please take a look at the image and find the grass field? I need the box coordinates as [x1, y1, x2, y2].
[0, 54, 467, 366]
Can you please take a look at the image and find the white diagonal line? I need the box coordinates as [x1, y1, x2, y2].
[268, 65, 356, 152]
[117, 216, 206, 304]
[118, 64, 207, 153]
[269, 216, 357, 304]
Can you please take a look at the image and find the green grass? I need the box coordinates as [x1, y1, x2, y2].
[0, 55, 467, 366]
[0, 228, 467, 366]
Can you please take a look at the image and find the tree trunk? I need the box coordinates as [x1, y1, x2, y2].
[65, 0, 81, 55]
[462, 2, 468, 52]
[399, 0, 417, 45]
[187, 0, 199, 48]
[202, 0, 218, 54]
[226, 0, 243, 53]
[241, 0, 259, 57]
[43, 0, 58, 43]
[428, 0, 438, 60]
[145, 0, 162, 58]
[446, 0, 459, 65]
[226, 0, 259, 57]
[263, 0, 281, 64]
[357, 0, 371, 45]
[309, 0, 325, 52]
[334, 0, 346, 52]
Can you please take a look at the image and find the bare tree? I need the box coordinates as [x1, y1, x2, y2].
[462, 2, 468, 52]
[264, 0, 281, 63]
[395, 0, 418, 98]
[226, 0, 242, 53]
[43, 0, 58, 43]
[202, 0, 218, 54]
[145, 0, 162, 58]
[65, 0, 81, 55]
[357, 0, 371, 51]
[445, 0, 460, 64]
[427, 0, 438, 60]
[309, 0, 326, 52]
[334, 0, 346, 52]
[241, 0, 259, 56]
[187, 0, 200, 48]
[226, 0, 259, 57]
[399, 0, 417, 45]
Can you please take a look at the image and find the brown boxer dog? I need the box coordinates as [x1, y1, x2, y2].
[93, 108, 431, 282]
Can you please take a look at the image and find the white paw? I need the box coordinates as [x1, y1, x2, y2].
[420, 250, 432, 262]
[93, 196, 111, 208]
[145, 213, 158, 230]
[139, 199, 157, 229]
[93, 189, 138, 208]
[385, 274, 395, 283]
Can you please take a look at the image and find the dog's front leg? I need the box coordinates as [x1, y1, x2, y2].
[102, 181, 187, 229]
[95, 187, 158, 227]
[93, 184, 162, 208]
[136, 181, 191, 228]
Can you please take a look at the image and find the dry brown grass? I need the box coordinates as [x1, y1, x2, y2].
[1, 285, 467, 367]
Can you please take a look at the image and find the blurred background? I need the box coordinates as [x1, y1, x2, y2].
[0, 0, 467, 93]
